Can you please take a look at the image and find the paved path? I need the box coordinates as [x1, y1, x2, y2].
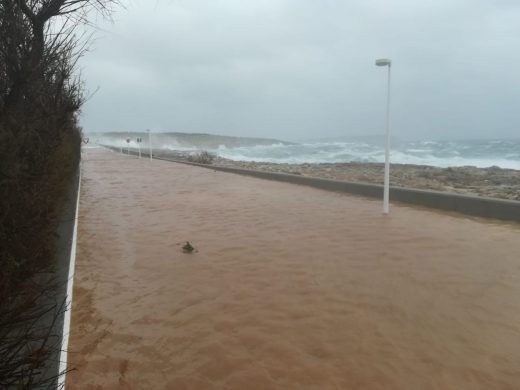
[67, 147, 520, 389]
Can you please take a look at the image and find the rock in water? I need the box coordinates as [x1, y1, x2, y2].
[182, 241, 194, 253]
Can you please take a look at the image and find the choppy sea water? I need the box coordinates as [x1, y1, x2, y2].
[209, 139, 520, 169]
[102, 137, 520, 169]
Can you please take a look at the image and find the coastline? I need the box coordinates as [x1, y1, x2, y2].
[108, 146, 520, 201]
[146, 149, 520, 201]
[213, 160, 520, 201]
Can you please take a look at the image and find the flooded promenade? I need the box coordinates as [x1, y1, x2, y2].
[67, 147, 520, 389]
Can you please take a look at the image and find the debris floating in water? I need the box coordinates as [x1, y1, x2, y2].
[182, 241, 194, 253]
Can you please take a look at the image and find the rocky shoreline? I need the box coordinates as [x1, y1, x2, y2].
[148, 149, 520, 201]
[213, 159, 520, 201]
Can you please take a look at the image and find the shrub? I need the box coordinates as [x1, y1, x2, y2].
[187, 150, 216, 165]
[0, 0, 115, 387]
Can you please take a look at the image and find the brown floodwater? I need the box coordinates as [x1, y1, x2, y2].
[67, 148, 520, 389]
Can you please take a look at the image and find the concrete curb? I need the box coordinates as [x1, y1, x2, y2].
[106, 146, 520, 223]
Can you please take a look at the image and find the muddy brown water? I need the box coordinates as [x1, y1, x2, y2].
[67, 148, 520, 389]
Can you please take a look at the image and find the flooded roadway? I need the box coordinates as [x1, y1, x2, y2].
[67, 148, 520, 389]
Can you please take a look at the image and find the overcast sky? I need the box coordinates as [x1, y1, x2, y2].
[79, 0, 520, 141]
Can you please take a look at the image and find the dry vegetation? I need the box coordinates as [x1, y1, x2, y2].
[0, 0, 116, 387]
[187, 150, 216, 165]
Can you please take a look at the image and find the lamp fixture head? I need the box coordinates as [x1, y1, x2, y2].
[375, 58, 392, 67]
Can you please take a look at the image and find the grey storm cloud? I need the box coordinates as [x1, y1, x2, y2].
[79, 0, 520, 141]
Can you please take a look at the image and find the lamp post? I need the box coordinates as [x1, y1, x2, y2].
[375, 58, 392, 214]
[146, 129, 152, 161]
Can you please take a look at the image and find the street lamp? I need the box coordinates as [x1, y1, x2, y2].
[146, 129, 152, 161]
[375, 58, 392, 214]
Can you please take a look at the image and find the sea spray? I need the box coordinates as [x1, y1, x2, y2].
[94, 133, 520, 170]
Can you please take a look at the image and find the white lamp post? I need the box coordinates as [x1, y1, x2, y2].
[146, 129, 152, 161]
[375, 58, 392, 214]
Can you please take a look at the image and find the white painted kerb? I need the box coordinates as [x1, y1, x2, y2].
[57, 169, 81, 389]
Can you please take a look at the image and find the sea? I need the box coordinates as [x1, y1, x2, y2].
[211, 139, 520, 169]
[100, 135, 520, 170]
